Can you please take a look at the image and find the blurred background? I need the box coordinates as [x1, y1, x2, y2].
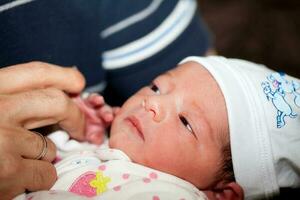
[198, 0, 300, 77]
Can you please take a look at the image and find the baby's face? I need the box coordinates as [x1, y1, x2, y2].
[109, 61, 229, 189]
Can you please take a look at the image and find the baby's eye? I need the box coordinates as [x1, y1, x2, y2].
[179, 115, 194, 134]
[150, 83, 160, 95]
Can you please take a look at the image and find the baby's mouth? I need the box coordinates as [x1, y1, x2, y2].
[126, 116, 145, 140]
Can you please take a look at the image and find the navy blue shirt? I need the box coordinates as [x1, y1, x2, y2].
[0, 0, 212, 105]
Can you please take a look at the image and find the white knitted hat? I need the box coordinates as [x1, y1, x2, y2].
[180, 56, 300, 199]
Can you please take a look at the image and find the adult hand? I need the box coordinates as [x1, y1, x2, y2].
[0, 62, 86, 199]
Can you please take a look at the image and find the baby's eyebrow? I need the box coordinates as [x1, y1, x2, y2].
[157, 71, 174, 84]
[158, 71, 176, 91]
[164, 71, 174, 79]
[152, 71, 172, 83]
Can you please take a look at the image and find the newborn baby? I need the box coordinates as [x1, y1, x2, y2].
[17, 56, 300, 200]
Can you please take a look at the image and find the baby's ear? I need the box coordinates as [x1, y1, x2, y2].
[204, 182, 244, 200]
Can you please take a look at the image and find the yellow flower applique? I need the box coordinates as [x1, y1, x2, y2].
[89, 170, 111, 195]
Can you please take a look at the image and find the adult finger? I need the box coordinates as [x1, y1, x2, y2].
[1, 88, 85, 140]
[0, 154, 56, 199]
[20, 159, 57, 192]
[0, 127, 56, 162]
[16, 130, 57, 162]
[0, 61, 85, 94]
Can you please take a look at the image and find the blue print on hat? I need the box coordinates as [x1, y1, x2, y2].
[261, 72, 300, 128]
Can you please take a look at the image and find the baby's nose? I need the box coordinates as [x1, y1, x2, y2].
[142, 97, 165, 122]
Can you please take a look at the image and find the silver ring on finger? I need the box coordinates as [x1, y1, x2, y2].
[33, 131, 48, 160]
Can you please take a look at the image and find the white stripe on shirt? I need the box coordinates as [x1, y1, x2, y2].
[100, 0, 163, 38]
[0, 0, 35, 13]
[102, 0, 197, 70]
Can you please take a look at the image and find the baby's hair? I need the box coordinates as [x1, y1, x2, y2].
[210, 140, 235, 189]
[219, 142, 235, 183]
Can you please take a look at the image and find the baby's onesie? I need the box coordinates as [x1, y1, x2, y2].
[15, 131, 207, 200]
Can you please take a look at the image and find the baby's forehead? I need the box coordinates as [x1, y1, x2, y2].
[174, 61, 219, 87]
[171, 61, 205, 75]
[177, 60, 203, 69]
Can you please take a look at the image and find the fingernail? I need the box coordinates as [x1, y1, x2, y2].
[71, 65, 78, 70]
[81, 92, 90, 99]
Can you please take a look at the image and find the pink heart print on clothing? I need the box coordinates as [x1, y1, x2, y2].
[69, 170, 111, 197]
